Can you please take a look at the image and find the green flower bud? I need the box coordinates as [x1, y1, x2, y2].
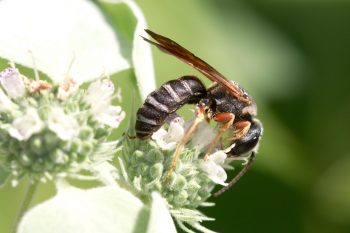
[70, 138, 82, 152]
[187, 180, 201, 195]
[81, 142, 93, 155]
[80, 127, 94, 140]
[173, 190, 188, 206]
[173, 174, 187, 191]
[131, 150, 144, 164]
[149, 163, 163, 180]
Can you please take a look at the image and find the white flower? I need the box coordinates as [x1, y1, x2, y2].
[152, 117, 185, 150]
[200, 151, 228, 186]
[0, 68, 25, 98]
[84, 79, 114, 112]
[57, 77, 80, 100]
[8, 108, 44, 141]
[95, 106, 125, 128]
[84, 79, 125, 128]
[191, 122, 217, 151]
[0, 88, 16, 112]
[48, 107, 79, 140]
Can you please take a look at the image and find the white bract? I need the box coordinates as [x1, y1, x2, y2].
[0, 68, 26, 98]
[8, 108, 44, 141]
[152, 117, 185, 150]
[18, 185, 146, 233]
[48, 107, 79, 140]
[101, 0, 156, 100]
[147, 192, 177, 233]
[200, 151, 228, 186]
[0, 0, 129, 83]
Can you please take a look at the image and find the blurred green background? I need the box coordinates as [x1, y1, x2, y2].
[1, 0, 350, 233]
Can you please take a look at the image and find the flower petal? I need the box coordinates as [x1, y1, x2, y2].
[0, 68, 26, 98]
[209, 151, 227, 166]
[48, 107, 79, 140]
[200, 151, 228, 186]
[191, 122, 217, 151]
[152, 118, 185, 150]
[0, 88, 16, 112]
[96, 106, 126, 128]
[8, 108, 43, 141]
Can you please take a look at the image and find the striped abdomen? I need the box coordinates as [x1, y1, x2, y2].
[135, 76, 207, 139]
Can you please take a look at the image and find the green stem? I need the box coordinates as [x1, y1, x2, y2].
[11, 181, 39, 233]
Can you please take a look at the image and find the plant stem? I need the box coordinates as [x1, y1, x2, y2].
[11, 181, 39, 233]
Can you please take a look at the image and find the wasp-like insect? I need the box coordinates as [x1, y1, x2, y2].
[135, 30, 263, 195]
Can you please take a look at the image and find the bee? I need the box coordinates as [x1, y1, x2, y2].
[135, 30, 263, 195]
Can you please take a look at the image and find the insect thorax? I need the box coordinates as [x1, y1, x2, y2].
[207, 84, 256, 119]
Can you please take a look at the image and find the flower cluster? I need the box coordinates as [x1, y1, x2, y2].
[0, 67, 125, 186]
[115, 117, 234, 232]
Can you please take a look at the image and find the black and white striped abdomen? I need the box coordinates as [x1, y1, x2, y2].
[135, 76, 206, 139]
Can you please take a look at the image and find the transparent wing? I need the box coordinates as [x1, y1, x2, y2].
[143, 29, 251, 104]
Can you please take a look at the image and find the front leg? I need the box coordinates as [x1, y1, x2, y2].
[228, 120, 251, 141]
[163, 104, 206, 183]
[203, 112, 235, 160]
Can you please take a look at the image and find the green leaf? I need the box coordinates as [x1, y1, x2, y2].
[99, 0, 156, 100]
[0, 166, 10, 188]
[18, 186, 149, 233]
[0, 0, 130, 83]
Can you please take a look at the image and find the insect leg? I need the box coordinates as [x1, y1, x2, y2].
[213, 152, 256, 196]
[203, 112, 235, 160]
[227, 120, 251, 141]
[163, 105, 205, 182]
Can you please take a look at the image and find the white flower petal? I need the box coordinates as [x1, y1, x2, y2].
[85, 79, 115, 104]
[200, 151, 228, 186]
[147, 192, 177, 233]
[191, 122, 217, 151]
[211, 167, 228, 186]
[48, 107, 79, 140]
[152, 118, 185, 150]
[8, 108, 43, 141]
[96, 106, 126, 128]
[165, 118, 185, 143]
[0, 88, 16, 112]
[152, 128, 167, 141]
[0, 68, 25, 98]
[57, 77, 80, 100]
[0, 0, 129, 83]
[209, 151, 227, 166]
[84, 79, 115, 113]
